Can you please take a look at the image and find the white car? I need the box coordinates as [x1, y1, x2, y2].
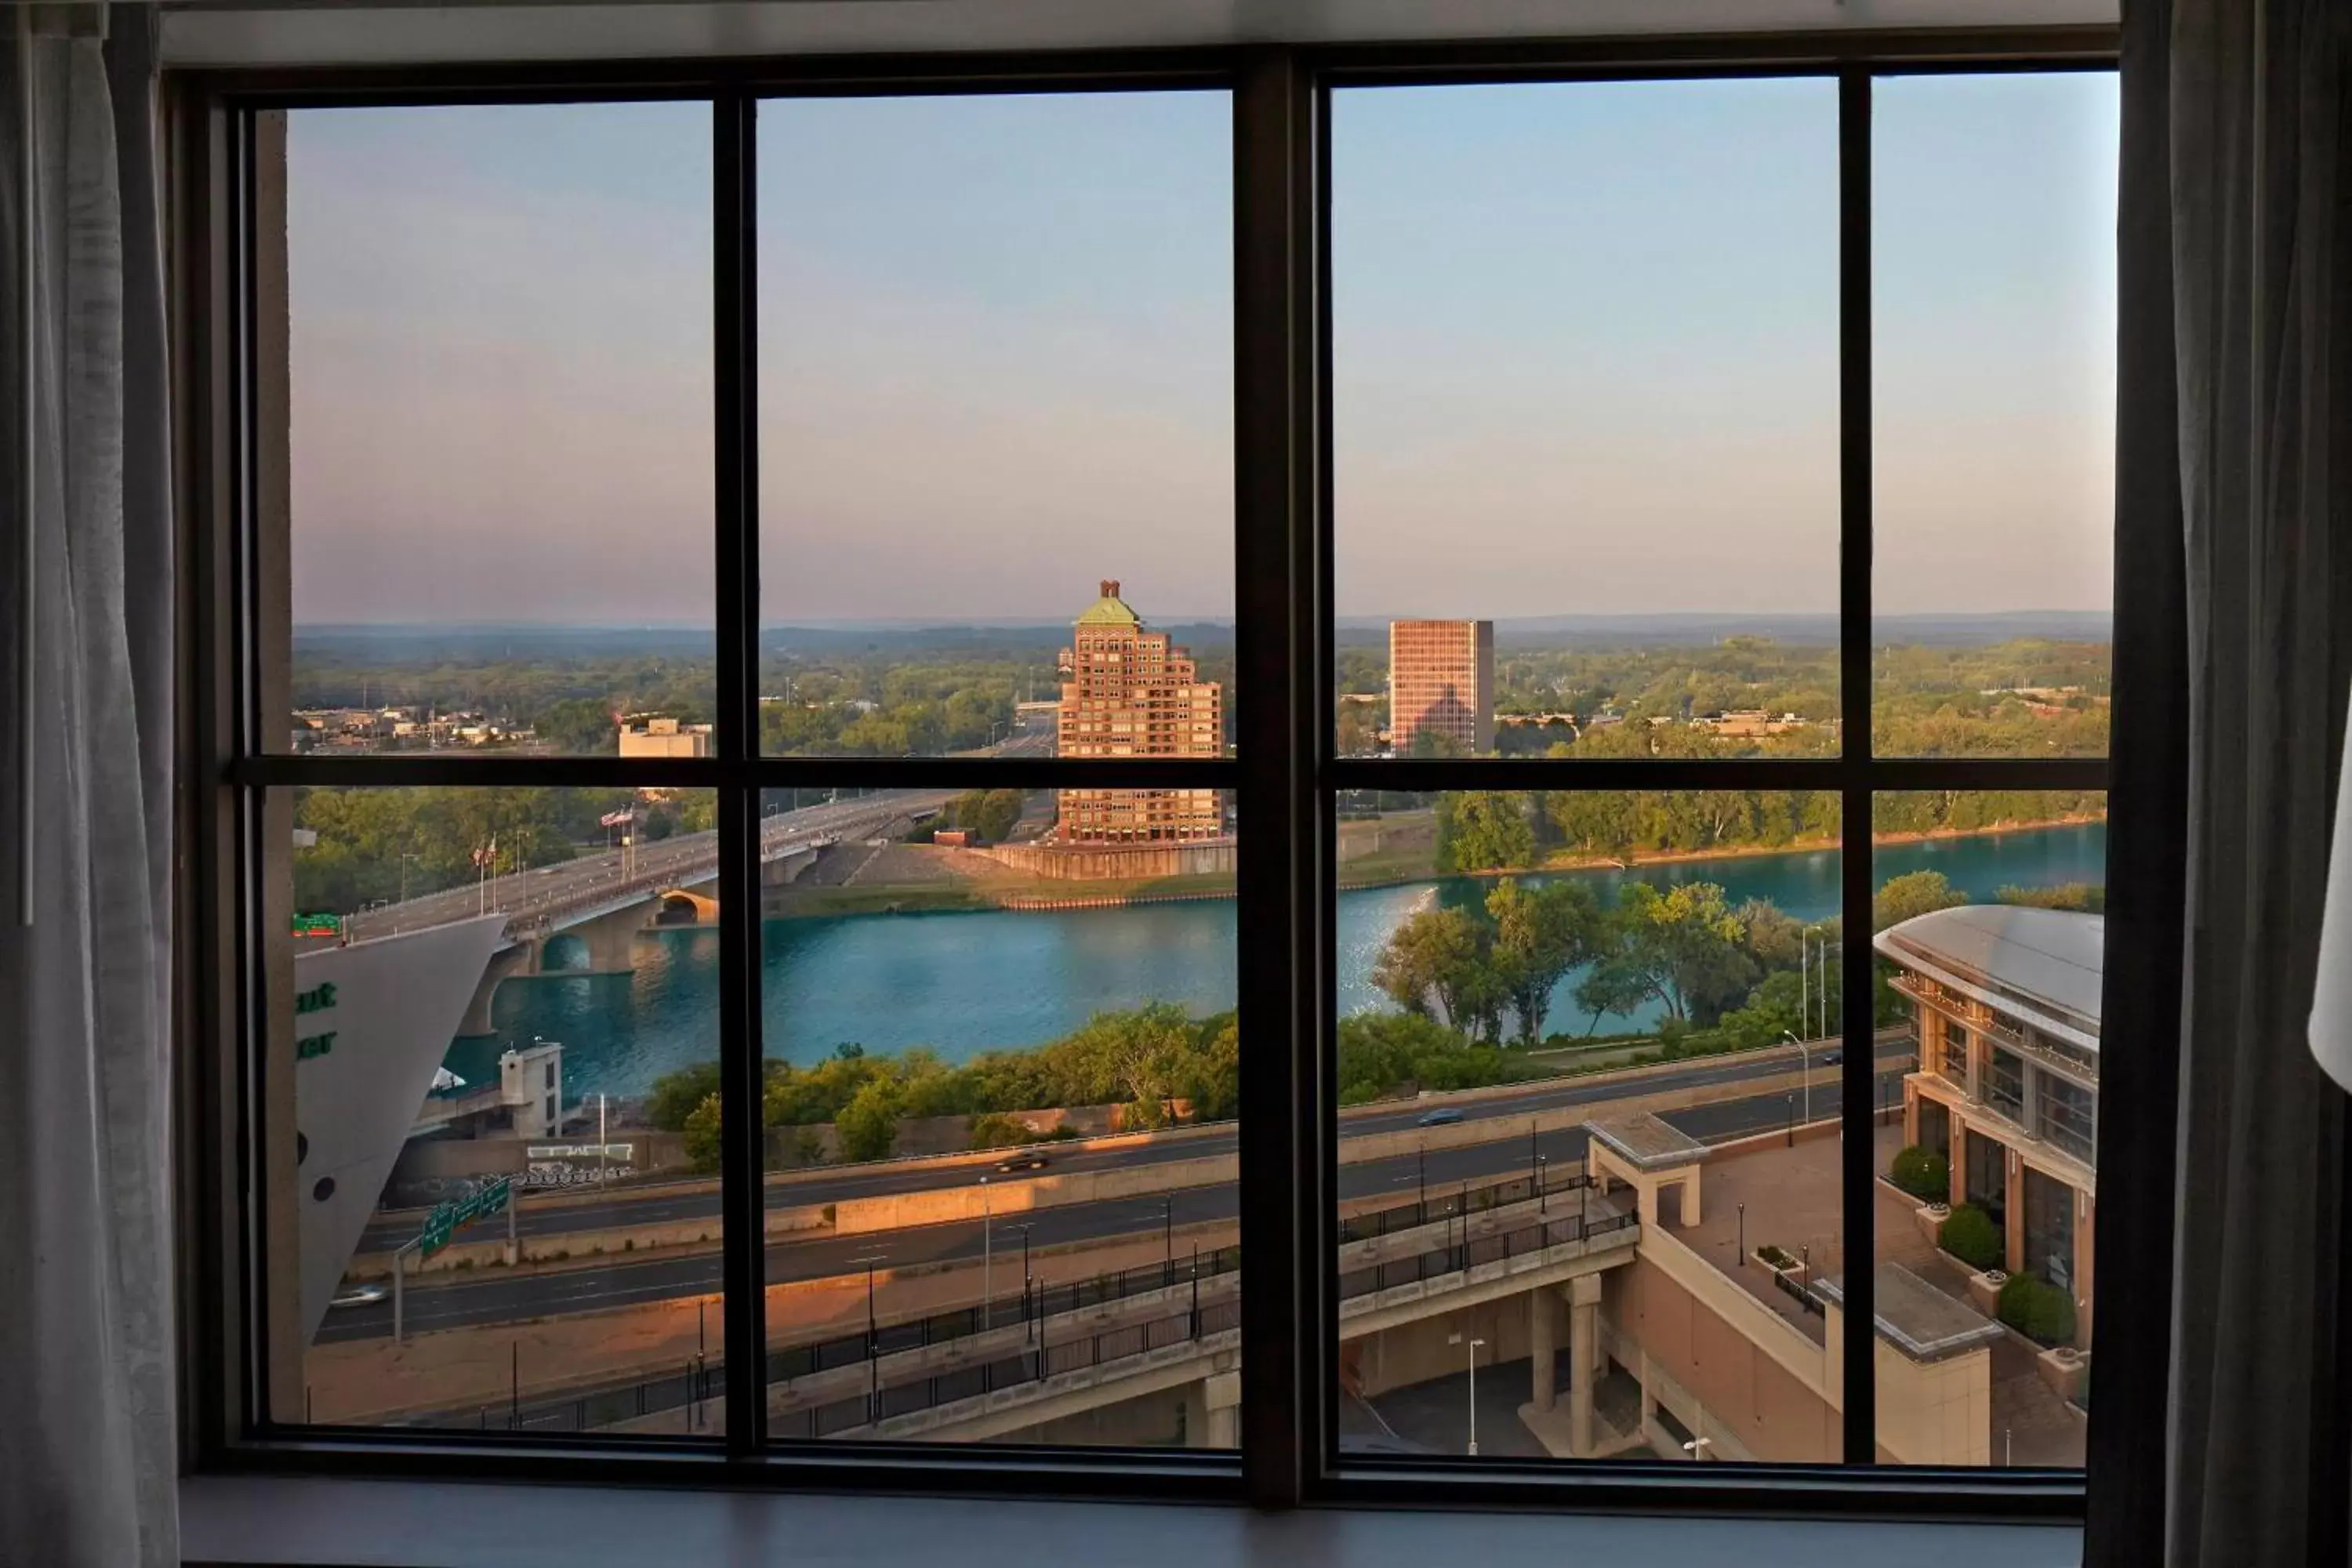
[329, 1282, 389, 1308]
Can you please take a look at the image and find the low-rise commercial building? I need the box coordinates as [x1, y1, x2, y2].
[619, 714, 714, 759]
[1876, 904, 2100, 1345]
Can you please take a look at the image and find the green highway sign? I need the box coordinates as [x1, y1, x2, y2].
[416, 1174, 513, 1258]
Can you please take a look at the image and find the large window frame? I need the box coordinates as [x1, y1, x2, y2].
[170, 24, 2169, 1527]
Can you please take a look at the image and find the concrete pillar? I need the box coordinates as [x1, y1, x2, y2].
[1902, 1083, 1919, 1147]
[1202, 1370, 1241, 1450]
[582, 911, 644, 974]
[2073, 1190, 2096, 1346]
[1949, 1123, 1969, 1209]
[1530, 1287, 1558, 1414]
[1682, 1166, 1702, 1228]
[2004, 1152, 2026, 1275]
[1568, 1274, 1602, 1458]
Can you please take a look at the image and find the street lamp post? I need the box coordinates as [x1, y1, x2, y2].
[1418, 1143, 1428, 1212]
[1537, 1154, 1548, 1214]
[981, 1177, 992, 1331]
[1737, 1202, 1746, 1265]
[1466, 1337, 1486, 1457]
[1786, 1093, 1796, 1148]
[1783, 1030, 1812, 1127]
[1163, 1195, 1174, 1286]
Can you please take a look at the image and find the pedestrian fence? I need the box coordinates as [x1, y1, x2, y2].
[458, 1165, 1635, 1436]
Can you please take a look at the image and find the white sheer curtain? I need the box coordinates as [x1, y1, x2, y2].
[0, 7, 176, 1566]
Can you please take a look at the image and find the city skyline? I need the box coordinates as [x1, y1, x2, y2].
[285, 74, 2118, 628]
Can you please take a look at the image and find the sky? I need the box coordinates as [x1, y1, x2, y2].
[285, 72, 2118, 628]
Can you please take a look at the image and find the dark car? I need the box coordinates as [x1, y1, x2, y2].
[1416, 1107, 1465, 1127]
[1821, 1049, 1843, 1066]
[996, 1151, 1052, 1173]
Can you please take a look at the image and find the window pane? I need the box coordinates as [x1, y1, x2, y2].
[757, 93, 1234, 758]
[275, 104, 715, 756]
[1332, 81, 1840, 760]
[758, 789, 1239, 1447]
[1871, 790, 2105, 1467]
[1873, 73, 2118, 757]
[266, 786, 724, 1437]
[1333, 790, 1849, 1464]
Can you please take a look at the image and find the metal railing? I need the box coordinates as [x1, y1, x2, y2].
[1772, 1268, 1826, 1318]
[452, 1169, 1635, 1438]
[1336, 1206, 1638, 1301]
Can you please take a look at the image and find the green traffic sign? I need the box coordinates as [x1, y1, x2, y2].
[416, 1176, 512, 1258]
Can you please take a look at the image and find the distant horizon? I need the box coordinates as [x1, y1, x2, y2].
[290, 608, 2116, 636]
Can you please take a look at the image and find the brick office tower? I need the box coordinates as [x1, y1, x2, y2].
[1388, 619, 1494, 756]
[1055, 581, 1224, 842]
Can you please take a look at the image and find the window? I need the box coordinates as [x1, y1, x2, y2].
[191, 34, 2130, 1516]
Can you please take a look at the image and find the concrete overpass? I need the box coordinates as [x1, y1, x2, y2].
[764, 1179, 1642, 1450]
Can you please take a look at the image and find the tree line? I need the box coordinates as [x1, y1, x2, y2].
[649, 1004, 1240, 1167]
[1428, 786, 2103, 874]
[290, 786, 714, 913]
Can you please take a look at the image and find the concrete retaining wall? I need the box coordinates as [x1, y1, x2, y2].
[974, 840, 1235, 881]
[831, 1153, 1238, 1235]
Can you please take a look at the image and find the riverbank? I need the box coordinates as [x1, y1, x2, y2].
[760, 811, 2109, 916]
[1333, 810, 2110, 895]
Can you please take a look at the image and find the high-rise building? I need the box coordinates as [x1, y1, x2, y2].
[1055, 580, 1223, 843]
[1388, 619, 1494, 756]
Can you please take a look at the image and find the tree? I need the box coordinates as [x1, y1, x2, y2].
[537, 697, 619, 754]
[835, 1079, 902, 1163]
[1874, 869, 1966, 931]
[1436, 792, 1537, 873]
[1486, 877, 1602, 1044]
[1996, 881, 2105, 912]
[681, 1092, 723, 1174]
[646, 1061, 723, 1131]
[1370, 906, 1490, 1033]
[1603, 881, 1758, 1025]
[1735, 898, 1806, 969]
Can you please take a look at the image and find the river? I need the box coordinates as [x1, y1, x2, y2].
[443, 821, 2108, 1101]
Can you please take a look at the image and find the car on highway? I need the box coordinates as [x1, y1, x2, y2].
[1821, 1050, 1843, 1066]
[995, 1150, 1053, 1173]
[328, 1282, 389, 1308]
[1416, 1107, 1465, 1127]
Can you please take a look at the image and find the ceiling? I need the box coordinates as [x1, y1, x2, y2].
[159, 0, 2121, 67]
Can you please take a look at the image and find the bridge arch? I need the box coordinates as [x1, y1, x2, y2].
[656, 887, 719, 925]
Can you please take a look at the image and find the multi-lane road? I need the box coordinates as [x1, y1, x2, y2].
[322, 1037, 1908, 1343]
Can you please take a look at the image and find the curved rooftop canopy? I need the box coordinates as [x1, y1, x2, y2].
[1872, 904, 2103, 1052]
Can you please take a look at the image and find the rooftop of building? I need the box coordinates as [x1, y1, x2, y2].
[1670, 1130, 2002, 1360]
[1872, 904, 2103, 1050]
[1076, 579, 1142, 626]
[1588, 1111, 1709, 1171]
[1813, 1265, 2008, 1363]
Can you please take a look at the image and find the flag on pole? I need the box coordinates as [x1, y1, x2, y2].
[600, 808, 635, 829]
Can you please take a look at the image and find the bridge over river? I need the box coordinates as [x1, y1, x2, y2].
[339, 787, 965, 1035]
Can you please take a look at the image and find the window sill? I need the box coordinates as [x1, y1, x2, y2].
[183, 1474, 2083, 1568]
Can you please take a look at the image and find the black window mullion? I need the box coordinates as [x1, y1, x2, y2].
[713, 85, 768, 1454]
[1234, 47, 1319, 1506]
[1836, 62, 1876, 1465]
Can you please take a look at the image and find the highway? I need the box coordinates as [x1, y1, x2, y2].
[355, 1032, 1904, 1256]
[321, 1048, 1907, 1343]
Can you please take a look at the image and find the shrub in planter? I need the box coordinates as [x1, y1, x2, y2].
[1996, 1272, 2078, 1346]
[1756, 1243, 1798, 1271]
[1938, 1203, 2004, 1272]
[1889, 1144, 1951, 1201]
